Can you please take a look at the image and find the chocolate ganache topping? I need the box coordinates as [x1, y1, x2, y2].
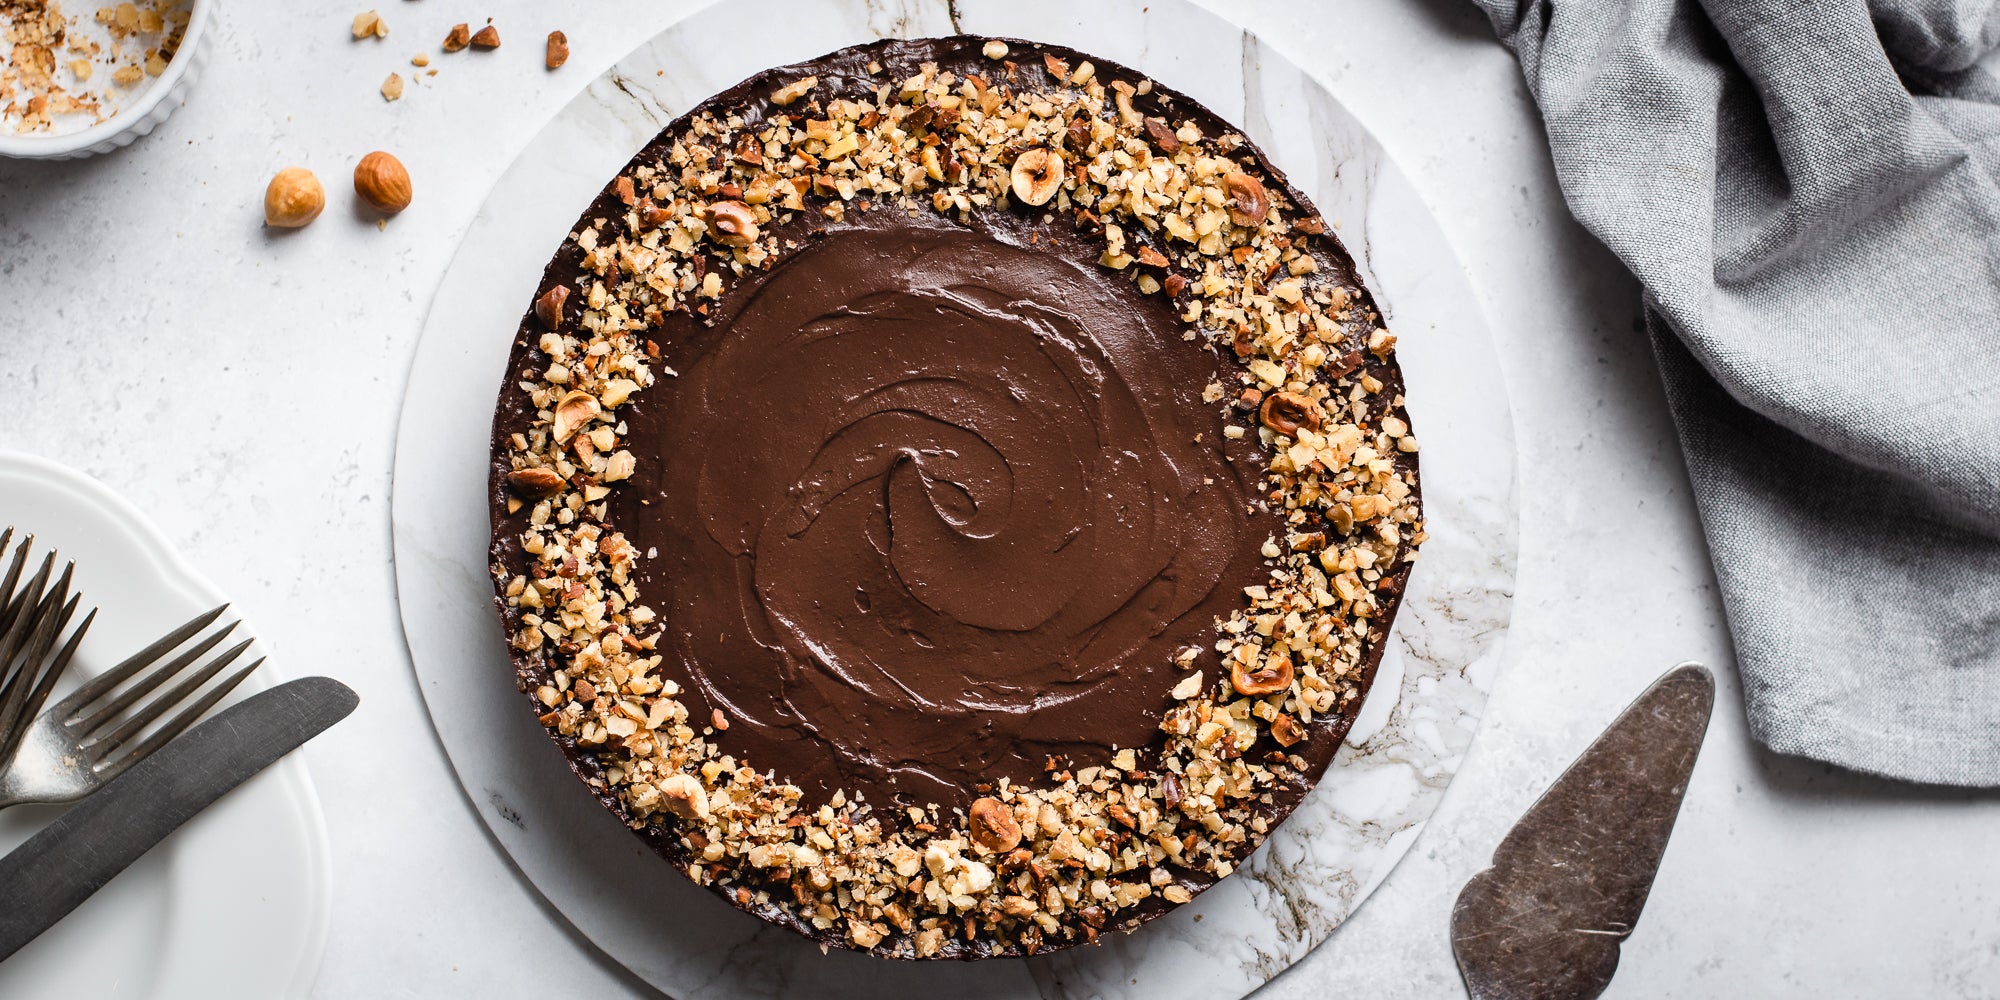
[617, 209, 1279, 809]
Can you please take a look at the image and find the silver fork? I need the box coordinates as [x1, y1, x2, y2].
[0, 561, 264, 809]
[0, 529, 94, 766]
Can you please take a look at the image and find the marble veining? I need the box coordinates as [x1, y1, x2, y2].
[391, 0, 1518, 997]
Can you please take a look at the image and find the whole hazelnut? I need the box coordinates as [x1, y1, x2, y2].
[263, 167, 325, 228]
[353, 151, 413, 215]
[967, 796, 1022, 853]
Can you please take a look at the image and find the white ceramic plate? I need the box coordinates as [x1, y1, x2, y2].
[0, 452, 330, 1000]
[392, 1, 1517, 997]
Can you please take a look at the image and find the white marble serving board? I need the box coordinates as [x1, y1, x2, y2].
[390, 0, 1518, 996]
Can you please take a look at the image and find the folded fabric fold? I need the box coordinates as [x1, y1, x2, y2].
[1474, 0, 2000, 784]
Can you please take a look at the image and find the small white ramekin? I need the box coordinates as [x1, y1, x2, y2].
[0, 0, 213, 160]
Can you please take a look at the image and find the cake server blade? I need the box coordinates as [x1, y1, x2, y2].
[1450, 663, 1714, 1000]
[0, 675, 357, 961]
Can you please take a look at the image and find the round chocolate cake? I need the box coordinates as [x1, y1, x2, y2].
[489, 36, 1424, 959]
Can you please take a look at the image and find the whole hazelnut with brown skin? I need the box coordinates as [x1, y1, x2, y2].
[967, 796, 1022, 853]
[704, 200, 759, 247]
[263, 167, 325, 228]
[353, 151, 412, 215]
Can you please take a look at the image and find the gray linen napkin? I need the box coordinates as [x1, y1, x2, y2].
[1472, 0, 2000, 785]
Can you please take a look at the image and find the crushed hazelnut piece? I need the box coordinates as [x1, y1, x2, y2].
[968, 797, 1022, 853]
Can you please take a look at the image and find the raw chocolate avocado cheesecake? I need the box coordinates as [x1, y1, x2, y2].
[488, 35, 1424, 960]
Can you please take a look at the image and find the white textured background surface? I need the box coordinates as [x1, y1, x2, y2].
[2, 1, 1996, 997]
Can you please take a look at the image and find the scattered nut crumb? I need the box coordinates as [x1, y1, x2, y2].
[350, 9, 386, 39]
[769, 74, 815, 106]
[545, 29, 567, 69]
[379, 71, 403, 101]
[441, 22, 469, 51]
[469, 23, 498, 49]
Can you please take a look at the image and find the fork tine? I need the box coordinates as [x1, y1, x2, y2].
[0, 530, 28, 633]
[0, 528, 16, 619]
[0, 566, 68, 756]
[82, 637, 254, 754]
[0, 550, 54, 649]
[68, 624, 235, 736]
[0, 568, 73, 728]
[0, 604, 92, 765]
[58, 604, 229, 718]
[0, 552, 57, 692]
[90, 652, 262, 774]
[0, 543, 50, 632]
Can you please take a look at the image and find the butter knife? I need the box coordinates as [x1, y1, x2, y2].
[0, 675, 357, 960]
[1451, 663, 1714, 1000]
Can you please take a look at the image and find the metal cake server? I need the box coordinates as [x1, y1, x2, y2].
[1451, 663, 1715, 1000]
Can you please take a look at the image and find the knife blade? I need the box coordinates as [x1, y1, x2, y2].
[0, 675, 357, 961]
[1450, 662, 1714, 1000]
